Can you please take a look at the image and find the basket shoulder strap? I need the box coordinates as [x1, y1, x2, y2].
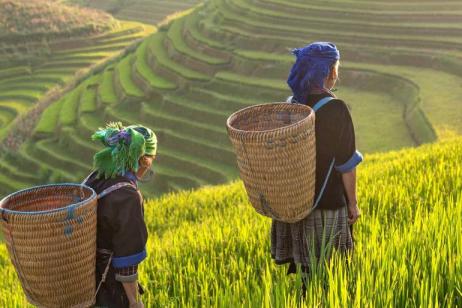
[311, 96, 336, 211]
[312, 96, 335, 112]
[94, 250, 113, 300]
[97, 182, 137, 200]
[312, 158, 336, 210]
[81, 172, 94, 185]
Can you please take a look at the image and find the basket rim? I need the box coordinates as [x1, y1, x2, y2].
[0, 183, 97, 216]
[226, 102, 313, 134]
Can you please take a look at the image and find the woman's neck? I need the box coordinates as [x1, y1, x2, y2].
[124, 170, 138, 185]
[309, 87, 336, 97]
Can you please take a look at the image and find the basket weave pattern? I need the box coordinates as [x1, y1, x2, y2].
[227, 103, 316, 223]
[0, 184, 97, 308]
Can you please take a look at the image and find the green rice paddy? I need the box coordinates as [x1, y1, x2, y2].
[0, 0, 461, 306]
[1, 0, 461, 198]
[69, 0, 201, 26]
[0, 136, 460, 307]
[0, 20, 154, 140]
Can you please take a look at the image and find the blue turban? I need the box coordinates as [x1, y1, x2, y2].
[287, 42, 340, 103]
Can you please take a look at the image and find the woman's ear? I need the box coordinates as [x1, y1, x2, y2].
[330, 64, 338, 81]
[139, 156, 148, 167]
[139, 155, 155, 168]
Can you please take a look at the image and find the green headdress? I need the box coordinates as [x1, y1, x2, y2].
[91, 122, 157, 179]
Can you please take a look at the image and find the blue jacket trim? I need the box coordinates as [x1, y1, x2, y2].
[112, 249, 147, 268]
[335, 151, 363, 173]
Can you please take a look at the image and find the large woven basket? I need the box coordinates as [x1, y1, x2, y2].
[0, 184, 98, 308]
[227, 103, 316, 223]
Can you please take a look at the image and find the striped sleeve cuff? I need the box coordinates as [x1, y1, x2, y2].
[115, 272, 138, 283]
[112, 249, 147, 268]
[115, 265, 138, 282]
[335, 150, 363, 173]
[115, 272, 138, 282]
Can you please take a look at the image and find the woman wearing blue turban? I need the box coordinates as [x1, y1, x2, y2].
[271, 42, 363, 293]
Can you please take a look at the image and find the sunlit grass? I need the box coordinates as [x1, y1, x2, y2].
[1, 137, 460, 307]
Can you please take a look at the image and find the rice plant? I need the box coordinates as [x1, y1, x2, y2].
[1, 137, 460, 307]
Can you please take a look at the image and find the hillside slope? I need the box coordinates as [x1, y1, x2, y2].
[69, 0, 200, 25]
[0, 0, 116, 39]
[7, 0, 462, 198]
[0, 0, 155, 146]
[0, 137, 460, 306]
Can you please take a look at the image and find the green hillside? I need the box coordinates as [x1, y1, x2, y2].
[3, 0, 461, 198]
[0, 20, 153, 140]
[0, 0, 158, 137]
[1, 136, 461, 306]
[70, 0, 200, 25]
[0, 0, 157, 150]
[0, 0, 115, 39]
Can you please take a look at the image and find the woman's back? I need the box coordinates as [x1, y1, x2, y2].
[296, 93, 360, 210]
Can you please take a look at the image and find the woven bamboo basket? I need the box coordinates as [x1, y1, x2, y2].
[226, 103, 316, 223]
[0, 184, 98, 308]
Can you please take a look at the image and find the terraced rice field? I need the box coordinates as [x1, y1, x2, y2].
[71, 0, 200, 25]
[0, 0, 115, 39]
[3, 0, 462, 198]
[0, 20, 154, 140]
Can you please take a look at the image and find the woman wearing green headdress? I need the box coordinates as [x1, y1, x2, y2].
[82, 122, 157, 308]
